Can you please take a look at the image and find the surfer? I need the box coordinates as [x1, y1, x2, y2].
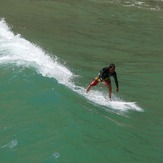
[86, 63, 119, 100]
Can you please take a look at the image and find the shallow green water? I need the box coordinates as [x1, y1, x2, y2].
[0, 0, 163, 162]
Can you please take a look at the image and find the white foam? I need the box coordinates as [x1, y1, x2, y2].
[122, 0, 161, 11]
[0, 18, 143, 112]
[0, 18, 73, 85]
[72, 86, 142, 112]
[1, 140, 18, 149]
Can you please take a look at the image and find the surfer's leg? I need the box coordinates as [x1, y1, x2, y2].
[86, 77, 100, 93]
[104, 79, 112, 99]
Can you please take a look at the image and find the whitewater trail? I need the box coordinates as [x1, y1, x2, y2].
[0, 18, 143, 112]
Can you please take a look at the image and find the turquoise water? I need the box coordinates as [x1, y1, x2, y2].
[0, 0, 163, 162]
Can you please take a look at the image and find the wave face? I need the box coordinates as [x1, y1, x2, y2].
[0, 18, 143, 112]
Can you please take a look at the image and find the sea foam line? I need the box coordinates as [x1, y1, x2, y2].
[0, 18, 143, 112]
[1, 140, 18, 149]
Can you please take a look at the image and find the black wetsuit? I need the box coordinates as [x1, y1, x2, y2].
[99, 67, 119, 88]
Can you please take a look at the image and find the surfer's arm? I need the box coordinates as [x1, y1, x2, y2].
[113, 72, 119, 92]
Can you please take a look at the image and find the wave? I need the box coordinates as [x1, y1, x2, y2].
[121, 0, 162, 11]
[0, 18, 143, 112]
[90, 0, 163, 11]
[1, 140, 18, 149]
[0, 19, 73, 85]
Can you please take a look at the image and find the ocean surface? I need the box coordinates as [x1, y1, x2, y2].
[0, 0, 163, 162]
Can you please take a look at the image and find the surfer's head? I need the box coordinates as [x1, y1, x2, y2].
[109, 63, 115, 72]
